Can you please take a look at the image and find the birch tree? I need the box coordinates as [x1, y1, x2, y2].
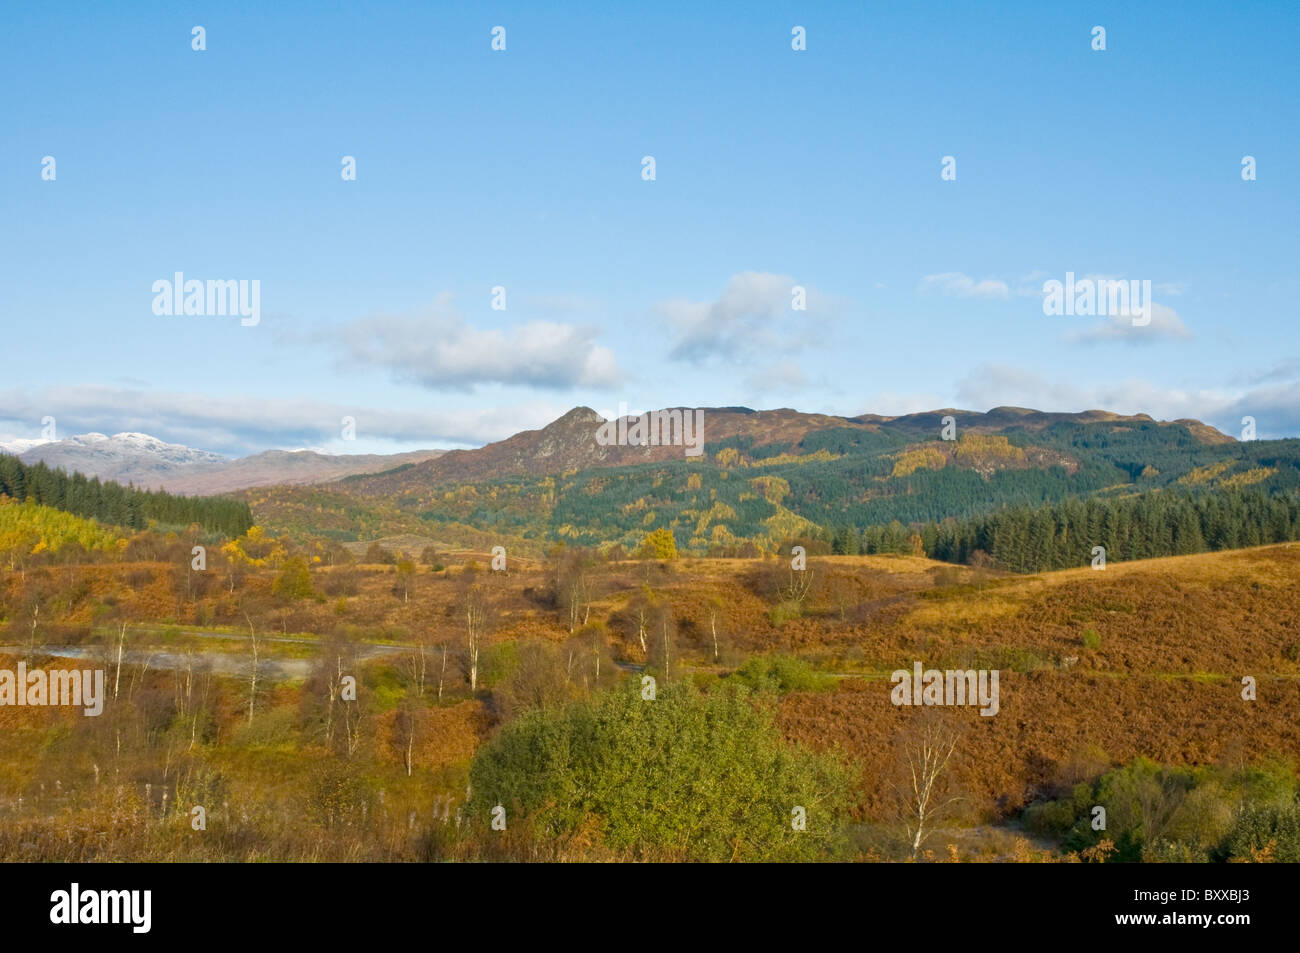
[893, 712, 965, 860]
[461, 579, 489, 693]
[705, 595, 724, 662]
[244, 612, 260, 727]
[405, 634, 429, 697]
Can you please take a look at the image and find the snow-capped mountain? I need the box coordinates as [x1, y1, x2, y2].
[0, 437, 54, 455]
[17, 433, 229, 487]
[12, 432, 443, 494]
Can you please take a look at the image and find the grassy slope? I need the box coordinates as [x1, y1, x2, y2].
[1, 543, 1296, 856]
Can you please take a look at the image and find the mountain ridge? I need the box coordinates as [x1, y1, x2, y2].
[346, 404, 1235, 495]
[7, 405, 1239, 503]
[14, 432, 446, 495]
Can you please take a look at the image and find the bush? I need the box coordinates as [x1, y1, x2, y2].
[769, 600, 803, 627]
[1022, 757, 1300, 863]
[1222, 803, 1300, 862]
[467, 681, 851, 861]
[304, 759, 376, 830]
[1163, 782, 1236, 852]
[490, 639, 572, 718]
[1082, 628, 1101, 650]
[1023, 798, 1079, 838]
[272, 555, 314, 600]
[733, 654, 828, 693]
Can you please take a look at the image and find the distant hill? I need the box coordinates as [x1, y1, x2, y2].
[240, 404, 1300, 558]
[162, 447, 447, 495]
[347, 404, 1233, 496]
[22, 408, 1293, 560]
[850, 405, 1236, 446]
[17, 432, 445, 494]
[16, 432, 226, 484]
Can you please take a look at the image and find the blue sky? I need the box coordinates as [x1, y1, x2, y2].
[2, 0, 1298, 456]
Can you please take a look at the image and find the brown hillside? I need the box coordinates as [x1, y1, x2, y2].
[344, 404, 1233, 495]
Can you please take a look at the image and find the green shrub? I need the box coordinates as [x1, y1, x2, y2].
[272, 555, 314, 599]
[467, 681, 851, 861]
[733, 654, 828, 693]
[769, 600, 803, 626]
[1023, 798, 1078, 838]
[1163, 782, 1236, 852]
[1231, 759, 1297, 805]
[1022, 757, 1300, 863]
[1222, 803, 1300, 862]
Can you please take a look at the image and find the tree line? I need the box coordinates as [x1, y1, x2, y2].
[832, 488, 1300, 573]
[0, 454, 253, 537]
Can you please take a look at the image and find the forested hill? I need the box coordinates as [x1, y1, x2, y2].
[0, 454, 253, 537]
[246, 405, 1300, 561]
[344, 404, 1236, 496]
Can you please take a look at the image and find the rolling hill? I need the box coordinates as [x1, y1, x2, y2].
[345, 404, 1235, 495]
[247, 404, 1300, 558]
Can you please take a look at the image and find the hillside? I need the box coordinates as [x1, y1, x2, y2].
[4, 540, 1296, 860]
[0, 454, 253, 538]
[160, 448, 447, 495]
[244, 405, 1300, 560]
[0, 497, 124, 560]
[347, 404, 1234, 495]
[777, 544, 1300, 818]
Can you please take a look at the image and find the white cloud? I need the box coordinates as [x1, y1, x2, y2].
[953, 363, 1300, 438]
[1068, 302, 1193, 343]
[320, 294, 621, 391]
[1240, 357, 1300, 386]
[955, 363, 1200, 416]
[0, 386, 562, 456]
[660, 271, 819, 363]
[917, 272, 1010, 299]
[743, 359, 808, 394]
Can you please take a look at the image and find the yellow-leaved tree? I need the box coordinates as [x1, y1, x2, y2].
[639, 528, 678, 560]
